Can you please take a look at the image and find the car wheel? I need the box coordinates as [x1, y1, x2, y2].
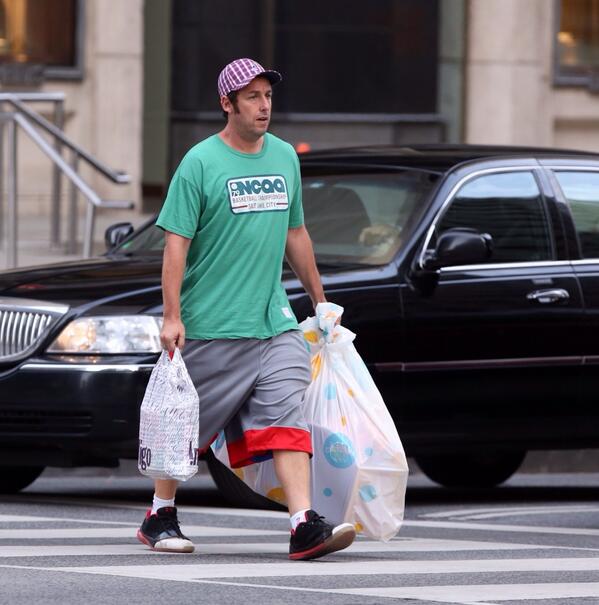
[0, 466, 45, 493]
[415, 450, 526, 488]
[204, 449, 285, 511]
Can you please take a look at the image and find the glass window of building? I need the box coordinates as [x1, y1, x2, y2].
[555, 0, 599, 87]
[0, 0, 81, 79]
[171, 0, 439, 115]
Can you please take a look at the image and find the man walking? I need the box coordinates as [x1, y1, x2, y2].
[137, 58, 356, 560]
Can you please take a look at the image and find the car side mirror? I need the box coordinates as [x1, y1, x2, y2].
[105, 222, 134, 250]
[421, 228, 493, 271]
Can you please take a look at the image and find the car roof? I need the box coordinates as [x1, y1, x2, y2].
[299, 144, 599, 173]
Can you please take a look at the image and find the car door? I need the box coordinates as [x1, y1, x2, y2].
[550, 166, 599, 424]
[398, 167, 584, 448]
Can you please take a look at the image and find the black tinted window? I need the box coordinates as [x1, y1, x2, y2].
[437, 172, 552, 263]
[303, 171, 437, 265]
[555, 170, 599, 258]
[118, 170, 438, 265]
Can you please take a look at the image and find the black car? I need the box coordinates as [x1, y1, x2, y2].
[2, 144, 599, 499]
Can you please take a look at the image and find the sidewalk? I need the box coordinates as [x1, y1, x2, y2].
[0, 210, 152, 270]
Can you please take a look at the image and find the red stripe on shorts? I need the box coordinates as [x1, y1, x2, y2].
[227, 427, 312, 468]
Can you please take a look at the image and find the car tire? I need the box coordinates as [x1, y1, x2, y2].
[415, 450, 526, 488]
[0, 466, 45, 493]
[204, 449, 285, 511]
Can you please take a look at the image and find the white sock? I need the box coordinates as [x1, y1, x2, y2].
[290, 508, 311, 531]
[151, 494, 175, 515]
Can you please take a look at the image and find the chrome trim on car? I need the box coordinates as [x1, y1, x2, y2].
[544, 166, 599, 171]
[440, 260, 573, 273]
[570, 260, 599, 266]
[375, 356, 582, 373]
[20, 363, 155, 372]
[0, 297, 69, 315]
[417, 166, 545, 270]
[0, 298, 70, 362]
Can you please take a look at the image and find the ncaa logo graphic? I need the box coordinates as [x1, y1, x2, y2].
[227, 175, 289, 214]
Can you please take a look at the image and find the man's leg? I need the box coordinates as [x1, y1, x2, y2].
[273, 450, 310, 515]
[240, 331, 356, 560]
[154, 478, 178, 501]
[138, 338, 259, 553]
[137, 477, 194, 553]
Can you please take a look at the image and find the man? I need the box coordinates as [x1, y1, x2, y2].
[137, 58, 356, 560]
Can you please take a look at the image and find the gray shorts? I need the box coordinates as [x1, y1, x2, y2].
[182, 329, 312, 468]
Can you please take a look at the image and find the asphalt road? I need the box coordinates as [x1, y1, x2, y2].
[1, 467, 599, 605]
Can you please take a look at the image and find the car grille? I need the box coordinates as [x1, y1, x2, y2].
[0, 409, 93, 434]
[0, 298, 69, 362]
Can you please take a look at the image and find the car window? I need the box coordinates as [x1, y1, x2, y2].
[433, 171, 553, 264]
[302, 171, 438, 265]
[116, 170, 439, 266]
[117, 222, 165, 254]
[554, 171, 599, 258]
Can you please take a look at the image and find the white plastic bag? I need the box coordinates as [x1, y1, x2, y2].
[212, 303, 409, 541]
[302, 302, 409, 540]
[138, 349, 200, 481]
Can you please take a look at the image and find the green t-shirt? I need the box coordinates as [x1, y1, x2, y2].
[156, 133, 304, 339]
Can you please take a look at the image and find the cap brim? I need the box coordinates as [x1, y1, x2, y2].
[262, 70, 282, 86]
[221, 70, 283, 97]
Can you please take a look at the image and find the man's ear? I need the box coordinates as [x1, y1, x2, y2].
[220, 95, 232, 116]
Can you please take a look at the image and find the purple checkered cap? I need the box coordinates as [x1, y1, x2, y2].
[217, 58, 282, 97]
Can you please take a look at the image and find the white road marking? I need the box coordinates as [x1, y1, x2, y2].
[404, 519, 599, 536]
[330, 582, 599, 604]
[421, 504, 599, 521]
[0, 525, 286, 540]
[42, 557, 599, 579]
[7, 495, 289, 518]
[2, 563, 599, 605]
[0, 538, 546, 558]
[0, 514, 137, 526]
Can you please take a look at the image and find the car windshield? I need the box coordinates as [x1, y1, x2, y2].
[114, 169, 438, 266]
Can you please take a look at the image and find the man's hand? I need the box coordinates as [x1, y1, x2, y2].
[160, 317, 186, 352]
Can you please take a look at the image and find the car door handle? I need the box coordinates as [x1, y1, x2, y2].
[526, 288, 570, 304]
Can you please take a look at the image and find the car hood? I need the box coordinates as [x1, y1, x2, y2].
[0, 256, 163, 311]
[0, 255, 394, 314]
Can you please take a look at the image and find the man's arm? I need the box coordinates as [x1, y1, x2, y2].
[285, 225, 326, 309]
[160, 231, 192, 351]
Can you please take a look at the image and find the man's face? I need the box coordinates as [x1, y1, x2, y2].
[222, 76, 272, 140]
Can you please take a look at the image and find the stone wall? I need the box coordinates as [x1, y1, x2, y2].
[465, 0, 599, 153]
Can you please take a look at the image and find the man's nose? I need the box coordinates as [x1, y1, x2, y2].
[259, 95, 270, 111]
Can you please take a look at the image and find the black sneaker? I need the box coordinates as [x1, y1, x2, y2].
[137, 506, 195, 553]
[289, 509, 356, 560]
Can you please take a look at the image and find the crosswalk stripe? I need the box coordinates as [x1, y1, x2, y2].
[0, 538, 548, 558]
[330, 582, 599, 604]
[421, 504, 599, 519]
[45, 557, 599, 579]
[0, 564, 597, 605]
[404, 519, 599, 536]
[0, 515, 139, 526]
[421, 504, 599, 521]
[0, 525, 286, 539]
[6, 495, 289, 519]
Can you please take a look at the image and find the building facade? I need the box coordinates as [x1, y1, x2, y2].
[0, 0, 598, 225]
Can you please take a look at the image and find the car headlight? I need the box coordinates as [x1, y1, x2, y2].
[47, 315, 163, 353]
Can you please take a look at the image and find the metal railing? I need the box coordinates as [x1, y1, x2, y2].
[0, 92, 133, 268]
